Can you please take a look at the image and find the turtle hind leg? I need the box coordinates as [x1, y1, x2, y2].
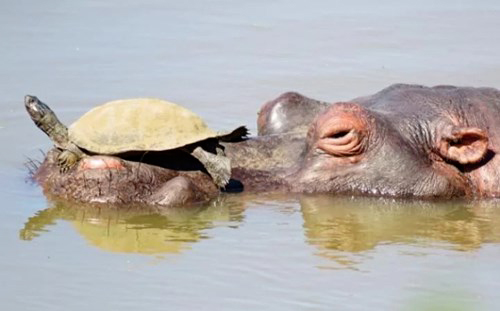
[190, 146, 231, 188]
[218, 126, 249, 142]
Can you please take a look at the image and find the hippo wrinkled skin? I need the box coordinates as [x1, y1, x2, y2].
[226, 84, 500, 198]
[29, 84, 500, 206]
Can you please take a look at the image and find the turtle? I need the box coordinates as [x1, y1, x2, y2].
[24, 95, 248, 188]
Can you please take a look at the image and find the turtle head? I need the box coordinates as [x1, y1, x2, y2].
[25, 95, 68, 147]
[25, 95, 52, 125]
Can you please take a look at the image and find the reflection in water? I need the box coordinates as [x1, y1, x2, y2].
[301, 195, 500, 266]
[20, 199, 244, 255]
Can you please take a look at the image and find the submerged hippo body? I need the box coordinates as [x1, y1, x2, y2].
[34, 149, 219, 206]
[226, 84, 500, 198]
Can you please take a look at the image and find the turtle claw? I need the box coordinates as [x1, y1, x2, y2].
[57, 150, 79, 173]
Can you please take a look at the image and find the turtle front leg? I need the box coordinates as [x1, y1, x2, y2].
[190, 146, 231, 188]
[57, 150, 80, 172]
[57, 144, 86, 173]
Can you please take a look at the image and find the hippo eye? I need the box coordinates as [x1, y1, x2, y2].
[317, 128, 365, 157]
[329, 130, 350, 139]
[313, 102, 370, 159]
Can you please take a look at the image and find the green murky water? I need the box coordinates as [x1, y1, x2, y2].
[2, 1, 500, 310]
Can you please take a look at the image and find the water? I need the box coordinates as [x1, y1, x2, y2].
[1, 0, 500, 310]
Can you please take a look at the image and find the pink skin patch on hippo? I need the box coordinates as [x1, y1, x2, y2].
[79, 156, 125, 170]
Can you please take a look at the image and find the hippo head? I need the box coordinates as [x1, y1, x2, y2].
[283, 96, 491, 198]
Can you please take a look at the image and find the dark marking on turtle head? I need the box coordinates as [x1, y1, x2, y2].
[25, 95, 51, 126]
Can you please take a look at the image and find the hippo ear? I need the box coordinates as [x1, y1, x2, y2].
[438, 126, 489, 165]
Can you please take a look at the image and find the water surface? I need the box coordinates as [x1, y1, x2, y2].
[2, 1, 500, 310]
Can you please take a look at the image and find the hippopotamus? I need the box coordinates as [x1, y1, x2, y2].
[224, 84, 500, 198]
[27, 84, 500, 206]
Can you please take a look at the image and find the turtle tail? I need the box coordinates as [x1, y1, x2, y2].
[218, 126, 249, 142]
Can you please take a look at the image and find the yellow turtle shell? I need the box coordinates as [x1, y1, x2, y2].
[68, 98, 218, 154]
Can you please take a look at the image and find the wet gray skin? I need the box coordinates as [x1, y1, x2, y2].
[224, 84, 500, 198]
